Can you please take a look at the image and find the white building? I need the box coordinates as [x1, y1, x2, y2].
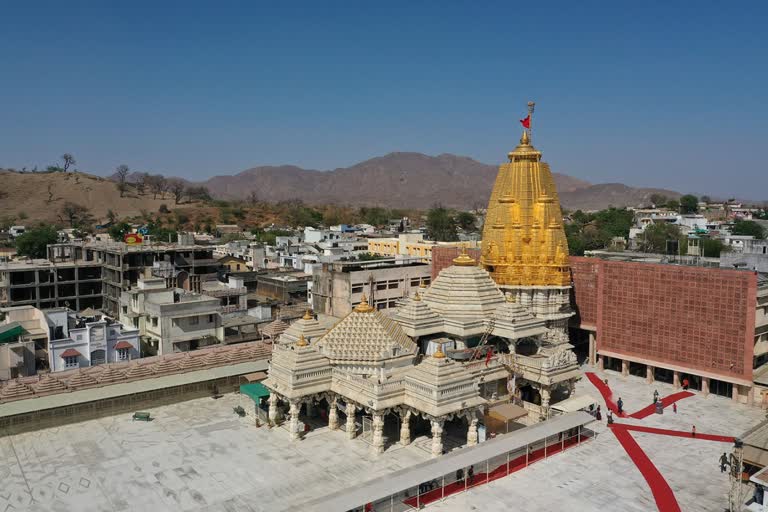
[46, 308, 140, 372]
[120, 277, 224, 355]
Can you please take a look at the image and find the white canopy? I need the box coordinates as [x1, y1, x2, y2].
[551, 394, 598, 414]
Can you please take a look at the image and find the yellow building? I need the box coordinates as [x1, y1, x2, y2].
[368, 237, 479, 262]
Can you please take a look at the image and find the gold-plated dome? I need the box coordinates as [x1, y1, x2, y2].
[296, 334, 308, 347]
[303, 309, 313, 320]
[354, 294, 375, 313]
[419, 279, 428, 289]
[433, 344, 446, 359]
[413, 290, 422, 302]
[482, 106, 571, 288]
[452, 248, 477, 266]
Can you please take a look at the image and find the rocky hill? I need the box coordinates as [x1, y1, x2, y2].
[200, 152, 674, 210]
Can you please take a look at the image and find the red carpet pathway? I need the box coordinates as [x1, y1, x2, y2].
[585, 372, 693, 418]
[402, 435, 590, 508]
[618, 423, 735, 443]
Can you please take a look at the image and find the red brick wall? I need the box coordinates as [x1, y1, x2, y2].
[431, 247, 481, 280]
[570, 257, 600, 329]
[571, 257, 757, 383]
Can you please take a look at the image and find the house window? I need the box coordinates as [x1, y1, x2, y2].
[122, 306, 128, 315]
[351, 285, 364, 294]
[117, 348, 129, 361]
[376, 282, 387, 291]
[208, 314, 215, 323]
[64, 356, 78, 368]
[190, 316, 200, 325]
[387, 282, 398, 289]
[152, 317, 158, 327]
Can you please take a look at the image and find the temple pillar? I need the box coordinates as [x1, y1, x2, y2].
[621, 360, 629, 377]
[540, 388, 551, 420]
[399, 410, 412, 445]
[646, 366, 654, 385]
[747, 386, 755, 406]
[268, 393, 279, 425]
[371, 412, 385, 455]
[431, 419, 444, 458]
[732, 385, 739, 402]
[328, 397, 339, 430]
[588, 332, 596, 366]
[467, 417, 479, 447]
[288, 401, 301, 441]
[597, 355, 604, 370]
[702, 378, 710, 397]
[673, 371, 681, 390]
[346, 403, 357, 439]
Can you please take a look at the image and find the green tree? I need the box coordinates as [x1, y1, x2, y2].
[15, 225, 59, 259]
[732, 220, 765, 239]
[59, 202, 94, 229]
[649, 193, 668, 207]
[701, 238, 728, 257]
[426, 205, 458, 241]
[665, 199, 680, 212]
[679, 194, 699, 214]
[356, 252, 384, 261]
[359, 207, 389, 226]
[637, 223, 684, 253]
[455, 211, 477, 231]
[108, 222, 132, 241]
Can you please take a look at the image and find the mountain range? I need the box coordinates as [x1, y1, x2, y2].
[195, 152, 680, 211]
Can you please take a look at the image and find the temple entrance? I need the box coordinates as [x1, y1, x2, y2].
[603, 356, 622, 373]
[710, 378, 733, 398]
[629, 362, 646, 378]
[515, 338, 539, 356]
[519, 383, 541, 405]
[654, 367, 674, 384]
[680, 373, 701, 391]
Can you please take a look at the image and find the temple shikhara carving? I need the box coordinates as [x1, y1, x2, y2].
[263, 104, 580, 456]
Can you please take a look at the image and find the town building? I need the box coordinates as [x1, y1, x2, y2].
[722, 239, 768, 272]
[310, 259, 432, 317]
[44, 308, 140, 371]
[0, 259, 103, 311]
[367, 233, 479, 262]
[0, 306, 49, 379]
[120, 277, 223, 355]
[48, 240, 220, 316]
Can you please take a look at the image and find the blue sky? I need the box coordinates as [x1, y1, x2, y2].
[1, 2, 766, 199]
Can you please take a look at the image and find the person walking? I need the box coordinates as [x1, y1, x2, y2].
[456, 468, 464, 484]
[682, 378, 690, 391]
[617, 397, 624, 414]
[692, 425, 696, 437]
[673, 402, 677, 414]
[595, 405, 602, 421]
[720, 453, 730, 473]
[653, 390, 660, 403]
[607, 410, 614, 424]
[467, 465, 475, 485]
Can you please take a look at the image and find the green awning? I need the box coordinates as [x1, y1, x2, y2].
[240, 382, 270, 402]
[0, 324, 26, 344]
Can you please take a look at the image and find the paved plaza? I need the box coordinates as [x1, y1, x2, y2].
[0, 393, 430, 512]
[428, 367, 766, 512]
[0, 368, 764, 512]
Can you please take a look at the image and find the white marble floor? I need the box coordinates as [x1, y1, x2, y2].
[426, 367, 765, 512]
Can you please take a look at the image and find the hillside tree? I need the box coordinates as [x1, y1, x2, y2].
[732, 220, 765, 239]
[148, 175, 167, 199]
[679, 194, 699, 214]
[133, 172, 148, 195]
[115, 165, 130, 197]
[168, 179, 185, 204]
[59, 202, 94, 228]
[61, 153, 76, 172]
[455, 211, 477, 231]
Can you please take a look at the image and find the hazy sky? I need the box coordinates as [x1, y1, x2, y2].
[1, 2, 766, 199]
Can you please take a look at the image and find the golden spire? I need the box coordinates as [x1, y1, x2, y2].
[419, 278, 427, 289]
[452, 247, 477, 266]
[302, 309, 313, 320]
[413, 290, 422, 301]
[296, 334, 308, 347]
[433, 344, 446, 359]
[506, 292, 516, 303]
[354, 293, 375, 313]
[482, 102, 571, 288]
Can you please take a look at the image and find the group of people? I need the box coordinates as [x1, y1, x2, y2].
[455, 465, 475, 485]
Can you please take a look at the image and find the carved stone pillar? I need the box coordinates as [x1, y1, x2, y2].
[288, 401, 301, 441]
[673, 371, 681, 390]
[540, 387, 551, 409]
[702, 377, 710, 397]
[597, 356, 604, 371]
[346, 403, 357, 439]
[588, 332, 596, 366]
[268, 393, 279, 425]
[621, 360, 629, 377]
[371, 412, 385, 455]
[399, 410, 412, 445]
[646, 366, 654, 385]
[328, 397, 339, 430]
[467, 417, 479, 447]
[431, 419, 444, 458]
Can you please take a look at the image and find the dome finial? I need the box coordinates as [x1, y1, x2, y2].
[520, 130, 530, 145]
[433, 344, 446, 359]
[303, 309, 313, 320]
[296, 334, 308, 347]
[452, 247, 477, 266]
[354, 293, 375, 313]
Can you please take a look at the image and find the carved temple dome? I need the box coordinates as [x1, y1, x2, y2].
[481, 128, 571, 287]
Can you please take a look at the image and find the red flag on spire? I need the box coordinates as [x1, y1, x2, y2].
[520, 115, 531, 129]
[485, 347, 493, 366]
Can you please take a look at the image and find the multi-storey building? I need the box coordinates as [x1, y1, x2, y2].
[311, 259, 431, 317]
[48, 240, 220, 316]
[0, 259, 103, 311]
[120, 277, 223, 355]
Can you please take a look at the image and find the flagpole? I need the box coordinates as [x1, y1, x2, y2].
[527, 101, 535, 140]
